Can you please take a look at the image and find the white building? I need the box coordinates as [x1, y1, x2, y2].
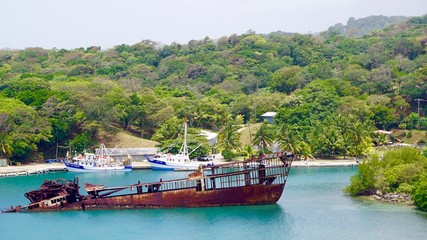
[261, 112, 277, 123]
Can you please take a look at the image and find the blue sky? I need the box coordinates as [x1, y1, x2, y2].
[1, 0, 426, 50]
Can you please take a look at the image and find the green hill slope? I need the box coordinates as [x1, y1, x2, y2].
[98, 127, 158, 148]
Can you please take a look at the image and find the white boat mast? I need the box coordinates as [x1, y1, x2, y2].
[179, 118, 189, 156]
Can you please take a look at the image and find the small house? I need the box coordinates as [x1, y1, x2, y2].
[261, 112, 277, 123]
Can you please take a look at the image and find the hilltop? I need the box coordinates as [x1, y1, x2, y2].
[326, 15, 410, 37]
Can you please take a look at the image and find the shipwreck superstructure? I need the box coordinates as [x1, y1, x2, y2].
[3, 152, 293, 212]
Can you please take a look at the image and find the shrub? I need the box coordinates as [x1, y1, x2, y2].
[345, 148, 427, 211]
[396, 183, 414, 194]
[344, 156, 379, 195]
[221, 150, 235, 161]
[413, 177, 427, 211]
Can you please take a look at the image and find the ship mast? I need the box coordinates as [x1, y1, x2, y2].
[183, 117, 188, 156]
[178, 117, 189, 156]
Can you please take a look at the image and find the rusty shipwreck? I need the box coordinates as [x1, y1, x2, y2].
[2, 152, 293, 213]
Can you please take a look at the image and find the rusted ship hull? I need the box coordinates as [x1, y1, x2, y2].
[10, 184, 285, 212]
[3, 152, 293, 213]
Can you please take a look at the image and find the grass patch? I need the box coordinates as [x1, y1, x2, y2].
[239, 123, 261, 146]
[391, 129, 426, 145]
[98, 126, 158, 148]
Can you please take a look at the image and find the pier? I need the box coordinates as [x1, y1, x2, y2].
[0, 159, 358, 178]
[0, 161, 153, 177]
[0, 163, 67, 178]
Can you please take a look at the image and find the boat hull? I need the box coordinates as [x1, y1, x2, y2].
[10, 183, 285, 212]
[64, 162, 132, 172]
[147, 156, 212, 171]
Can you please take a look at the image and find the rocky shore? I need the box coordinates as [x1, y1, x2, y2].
[371, 191, 414, 205]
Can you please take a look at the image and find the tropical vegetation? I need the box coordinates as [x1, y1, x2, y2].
[0, 15, 426, 163]
[344, 147, 427, 211]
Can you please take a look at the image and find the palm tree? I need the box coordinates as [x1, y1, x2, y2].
[276, 124, 301, 154]
[241, 144, 255, 158]
[333, 114, 350, 136]
[218, 122, 241, 161]
[253, 122, 275, 154]
[299, 141, 313, 160]
[0, 135, 12, 159]
[349, 121, 373, 157]
[308, 120, 325, 158]
[341, 135, 354, 159]
[0, 115, 12, 159]
[373, 133, 387, 146]
[323, 128, 343, 158]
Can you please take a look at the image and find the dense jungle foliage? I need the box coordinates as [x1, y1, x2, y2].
[0, 15, 426, 162]
[345, 147, 427, 211]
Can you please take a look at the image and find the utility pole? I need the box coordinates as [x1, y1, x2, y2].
[415, 99, 427, 117]
[248, 121, 252, 146]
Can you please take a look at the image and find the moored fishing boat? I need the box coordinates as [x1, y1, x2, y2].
[3, 151, 293, 212]
[64, 143, 132, 172]
[147, 119, 213, 171]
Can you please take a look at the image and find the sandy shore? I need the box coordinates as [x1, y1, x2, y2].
[0, 159, 358, 177]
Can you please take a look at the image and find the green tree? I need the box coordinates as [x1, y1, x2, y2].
[38, 95, 77, 153]
[122, 94, 146, 131]
[0, 114, 12, 158]
[403, 112, 420, 130]
[253, 121, 275, 154]
[70, 133, 92, 154]
[151, 117, 182, 143]
[322, 128, 343, 158]
[217, 122, 241, 161]
[345, 148, 427, 212]
[268, 66, 302, 93]
[413, 176, 427, 211]
[344, 155, 381, 195]
[241, 144, 256, 158]
[276, 124, 301, 154]
[371, 105, 395, 130]
[0, 98, 52, 160]
[276, 80, 340, 126]
[348, 121, 373, 158]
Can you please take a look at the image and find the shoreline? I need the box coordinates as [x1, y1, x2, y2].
[291, 159, 359, 167]
[0, 159, 358, 177]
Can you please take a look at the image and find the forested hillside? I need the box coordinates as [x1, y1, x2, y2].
[0, 15, 426, 162]
[327, 15, 410, 37]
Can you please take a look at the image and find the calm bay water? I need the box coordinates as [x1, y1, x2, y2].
[1, 167, 426, 240]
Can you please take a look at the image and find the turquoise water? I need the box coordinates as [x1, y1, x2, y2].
[1, 167, 426, 240]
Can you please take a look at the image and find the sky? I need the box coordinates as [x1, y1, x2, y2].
[1, 0, 426, 50]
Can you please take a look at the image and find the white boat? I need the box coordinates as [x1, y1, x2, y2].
[64, 143, 132, 172]
[146, 119, 213, 171]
